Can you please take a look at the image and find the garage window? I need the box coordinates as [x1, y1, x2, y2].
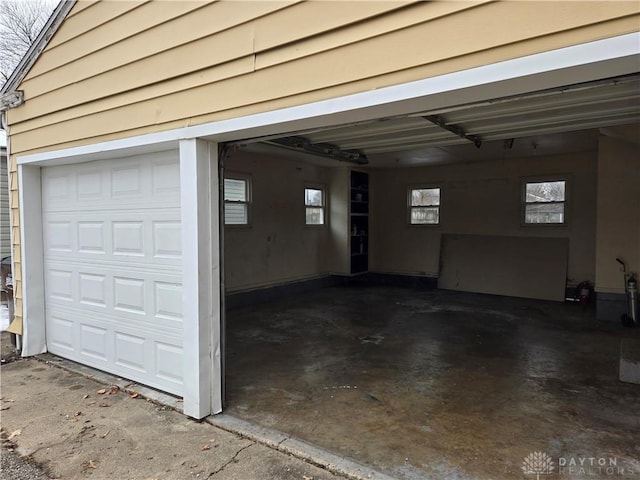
[409, 187, 440, 225]
[224, 176, 250, 225]
[305, 186, 325, 225]
[524, 180, 565, 224]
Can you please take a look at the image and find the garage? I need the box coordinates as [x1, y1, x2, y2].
[1, 1, 639, 478]
[42, 151, 184, 395]
[217, 73, 639, 478]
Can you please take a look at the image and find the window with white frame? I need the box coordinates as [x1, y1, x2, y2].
[305, 186, 325, 225]
[224, 176, 250, 225]
[409, 187, 440, 224]
[524, 180, 566, 224]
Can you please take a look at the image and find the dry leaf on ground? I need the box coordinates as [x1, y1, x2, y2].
[8, 429, 21, 440]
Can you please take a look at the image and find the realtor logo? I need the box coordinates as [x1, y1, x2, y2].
[522, 451, 555, 479]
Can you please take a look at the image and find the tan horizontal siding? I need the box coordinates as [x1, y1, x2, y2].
[45, 1, 145, 51]
[18, 1, 410, 119]
[10, 20, 640, 155]
[29, 1, 245, 80]
[255, 1, 483, 70]
[0, 157, 9, 259]
[8, 13, 640, 151]
[43, 1, 146, 53]
[8, 152, 20, 327]
[11, 1, 639, 135]
[251, 0, 416, 52]
[65, 0, 96, 18]
[13, 56, 256, 134]
[9, 14, 640, 156]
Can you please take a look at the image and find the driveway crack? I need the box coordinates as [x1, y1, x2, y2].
[208, 442, 254, 477]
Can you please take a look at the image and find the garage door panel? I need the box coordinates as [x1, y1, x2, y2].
[44, 210, 181, 266]
[45, 268, 183, 332]
[43, 151, 184, 396]
[48, 316, 76, 352]
[43, 151, 180, 212]
[115, 332, 147, 372]
[46, 304, 184, 393]
[155, 342, 184, 386]
[47, 303, 181, 341]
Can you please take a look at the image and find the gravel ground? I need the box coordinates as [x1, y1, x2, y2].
[2, 333, 49, 480]
[0, 445, 50, 480]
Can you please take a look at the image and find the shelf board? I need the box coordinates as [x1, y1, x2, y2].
[350, 186, 369, 192]
[350, 213, 368, 217]
[351, 234, 368, 237]
[351, 253, 368, 257]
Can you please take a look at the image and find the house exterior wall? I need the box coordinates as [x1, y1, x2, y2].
[0, 148, 9, 259]
[370, 152, 598, 291]
[6, 1, 639, 156]
[4, 0, 639, 324]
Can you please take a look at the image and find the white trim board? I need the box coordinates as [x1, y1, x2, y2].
[16, 32, 640, 167]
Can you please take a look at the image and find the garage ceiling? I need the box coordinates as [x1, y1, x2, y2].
[252, 74, 639, 167]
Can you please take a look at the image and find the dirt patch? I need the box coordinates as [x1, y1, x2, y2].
[1, 332, 20, 365]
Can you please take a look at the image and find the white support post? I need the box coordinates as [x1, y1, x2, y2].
[18, 164, 46, 356]
[180, 139, 222, 419]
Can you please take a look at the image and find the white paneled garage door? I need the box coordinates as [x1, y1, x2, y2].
[42, 151, 184, 395]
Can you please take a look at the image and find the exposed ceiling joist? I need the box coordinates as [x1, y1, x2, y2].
[266, 136, 368, 165]
[423, 115, 482, 148]
[251, 74, 638, 166]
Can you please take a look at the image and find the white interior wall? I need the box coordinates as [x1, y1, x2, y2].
[370, 152, 598, 287]
[223, 150, 335, 292]
[595, 133, 640, 294]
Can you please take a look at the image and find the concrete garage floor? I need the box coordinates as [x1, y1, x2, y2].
[225, 286, 640, 480]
